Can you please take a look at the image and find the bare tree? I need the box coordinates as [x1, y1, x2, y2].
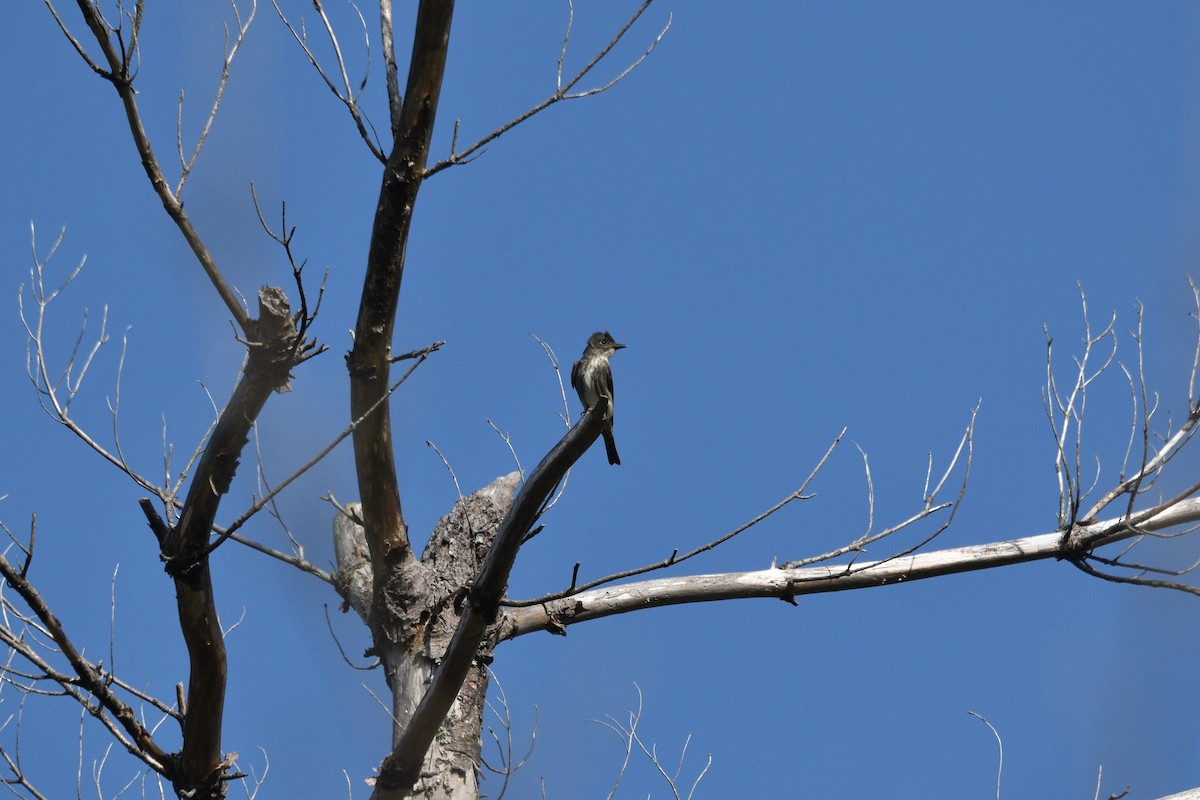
[7, 2, 1200, 799]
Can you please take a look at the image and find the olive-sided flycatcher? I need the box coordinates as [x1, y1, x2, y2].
[571, 331, 626, 465]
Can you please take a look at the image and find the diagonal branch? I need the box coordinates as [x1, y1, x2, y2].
[424, 0, 670, 178]
[57, 0, 252, 332]
[505, 426, 844, 608]
[146, 287, 301, 794]
[374, 401, 607, 795]
[175, 0, 257, 196]
[210, 338, 440, 554]
[0, 551, 172, 776]
[271, 0, 385, 161]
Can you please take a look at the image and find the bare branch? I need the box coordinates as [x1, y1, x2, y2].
[0, 550, 171, 775]
[1033, 283, 1200, 590]
[22, 214, 331, 585]
[485, 421, 525, 487]
[968, 711, 1003, 800]
[426, 440, 465, 502]
[249, 183, 330, 361]
[58, 2, 252, 329]
[150, 287, 304, 792]
[322, 605, 379, 671]
[1045, 286, 1119, 527]
[168, 392, 222, 517]
[176, 0, 257, 196]
[532, 334, 573, 430]
[1070, 557, 1200, 598]
[524, 334, 575, 512]
[505, 427, 844, 608]
[379, 0, 402, 136]
[592, 685, 639, 800]
[388, 340, 446, 362]
[425, 1, 671, 177]
[376, 400, 609, 793]
[479, 668, 536, 800]
[1080, 347, 1200, 522]
[349, 0, 456, 641]
[855, 441, 876, 537]
[0, 740, 50, 800]
[502, 495, 1200, 638]
[210, 341, 436, 556]
[591, 686, 710, 800]
[1189, 277, 1200, 411]
[216, 526, 333, 581]
[271, 0, 385, 161]
[20, 227, 169, 502]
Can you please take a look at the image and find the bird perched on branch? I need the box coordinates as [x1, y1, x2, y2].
[571, 330, 626, 465]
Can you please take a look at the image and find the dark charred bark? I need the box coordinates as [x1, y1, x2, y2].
[151, 287, 303, 798]
[347, 0, 456, 587]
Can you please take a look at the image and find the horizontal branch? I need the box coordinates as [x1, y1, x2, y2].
[501, 498, 1200, 638]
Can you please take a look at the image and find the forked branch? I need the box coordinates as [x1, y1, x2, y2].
[375, 401, 608, 794]
[1048, 283, 1200, 591]
[20, 226, 167, 502]
[272, 0, 385, 161]
[46, 0, 253, 331]
[176, 0, 258, 196]
[21, 227, 332, 580]
[0, 546, 172, 777]
[503, 286, 1200, 638]
[502, 496, 1200, 638]
[592, 685, 711, 800]
[425, 0, 671, 177]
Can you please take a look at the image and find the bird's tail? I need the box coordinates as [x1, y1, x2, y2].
[603, 430, 621, 466]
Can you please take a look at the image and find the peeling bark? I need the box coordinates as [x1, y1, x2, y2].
[336, 474, 519, 800]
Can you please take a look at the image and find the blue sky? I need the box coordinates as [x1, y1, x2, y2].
[3, 2, 1200, 797]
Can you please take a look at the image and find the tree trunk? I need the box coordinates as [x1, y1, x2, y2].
[335, 473, 520, 799]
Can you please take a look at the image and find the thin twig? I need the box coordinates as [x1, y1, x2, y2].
[209, 341, 439, 553]
[968, 711, 1003, 800]
[53, 3, 253, 330]
[427, 440, 464, 502]
[425, 2, 671, 177]
[271, 0, 385, 161]
[505, 428, 844, 607]
[175, 0, 257, 196]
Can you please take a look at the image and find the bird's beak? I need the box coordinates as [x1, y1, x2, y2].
[613, 342, 627, 350]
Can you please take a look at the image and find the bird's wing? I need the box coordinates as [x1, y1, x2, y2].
[596, 362, 614, 401]
[570, 358, 582, 392]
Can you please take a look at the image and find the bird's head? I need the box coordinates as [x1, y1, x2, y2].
[587, 330, 627, 356]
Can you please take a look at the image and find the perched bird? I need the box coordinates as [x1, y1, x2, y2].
[571, 331, 627, 465]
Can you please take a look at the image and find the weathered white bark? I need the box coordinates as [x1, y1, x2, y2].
[335, 474, 520, 800]
[333, 504, 374, 623]
[1159, 789, 1200, 800]
[501, 498, 1200, 638]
